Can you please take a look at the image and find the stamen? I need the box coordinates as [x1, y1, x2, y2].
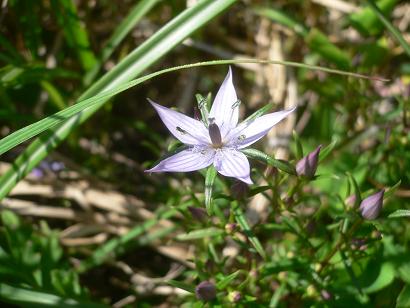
[208, 122, 223, 148]
[231, 99, 241, 109]
[238, 134, 246, 140]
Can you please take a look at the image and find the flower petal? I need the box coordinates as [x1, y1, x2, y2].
[146, 147, 215, 172]
[213, 149, 253, 184]
[228, 107, 296, 149]
[209, 67, 239, 136]
[148, 99, 210, 145]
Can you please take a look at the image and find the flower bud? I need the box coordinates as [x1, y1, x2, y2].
[359, 190, 384, 220]
[296, 145, 322, 179]
[225, 223, 237, 234]
[228, 291, 241, 303]
[195, 281, 216, 301]
[320, 289, 332, 301]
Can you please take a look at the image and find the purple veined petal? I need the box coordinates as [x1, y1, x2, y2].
[209, 67, 239, 136]
[145, 146, 215, 173]
[228, 107, 296, 149]
[148, 99, 210, 145]
[213, 149, 253, 184]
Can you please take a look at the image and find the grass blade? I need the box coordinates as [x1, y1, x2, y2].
[234, 206, 266, 260]
[205, 166, 218, 215]
[0, 283, 105, 307]
[176, 227, 224, 241]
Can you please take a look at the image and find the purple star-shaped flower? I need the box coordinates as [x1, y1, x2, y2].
[146, 68, 295, 184]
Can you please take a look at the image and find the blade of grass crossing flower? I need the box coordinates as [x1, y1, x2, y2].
[0, 0, 237, 201]
[234, 205, 266, 259]
[0, 59, 385, 161]
[83, 0, 161, 85]
[205, 166, 218, 215]
[241, 148, 296, 175]
[367, 0, 410, 56]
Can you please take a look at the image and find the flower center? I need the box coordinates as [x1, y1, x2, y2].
[208, 120, 223, 148]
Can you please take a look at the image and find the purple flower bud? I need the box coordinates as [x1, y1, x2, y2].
[320, 289, 332, 300]
[359, 190, 384, 220]
[195, 281, 216, 301]
[345, 194, 358, 209]
[188, 206, 207, 222]
[296, 145, 322, 179]
[225, 223, 237, 234]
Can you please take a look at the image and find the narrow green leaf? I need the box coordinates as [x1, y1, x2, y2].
[253, 7, 308, 36]
[176, 227, 224, 241]
[216, 270, 240, 290]
[363, 262, 395, 293]
[242, 148, 296, 175]
[292, 130, 303, 160]
[0, 283, 105, 307]
[269, 283, 286, 307]
[167, 280, 195, 293]
[397, 284, 410, 308]
[205, 166, 218, 215]
[350, 0, 398, 37]
[346, 172, 362, 207]
[306, 28, 351, 69]
[243, 103, 273, 122]
[388, 209, 410, 218]
[318, 139, 338, 162]
[195, 93, 210, 126]
[367, 0, 410, 56]
[234, 206, 266, 259]
[384, 179, 402, 199]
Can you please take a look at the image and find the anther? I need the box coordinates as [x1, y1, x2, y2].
[208, 122, 223, 148]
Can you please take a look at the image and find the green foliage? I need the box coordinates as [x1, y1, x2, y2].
[0, 211, 102, 306]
